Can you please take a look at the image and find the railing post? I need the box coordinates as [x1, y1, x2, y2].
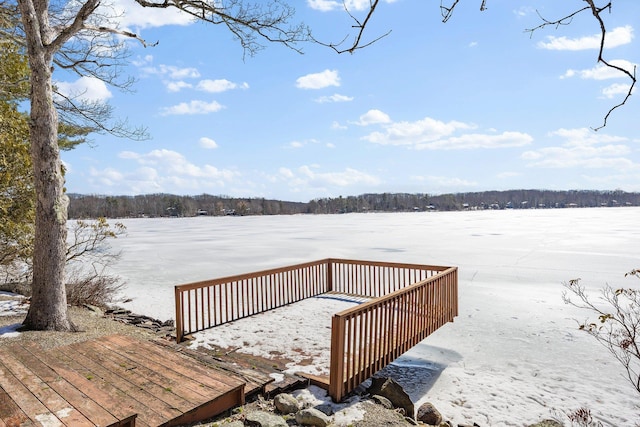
[329, 314, 345, 402]
[175, 286, 183, 343]
[327, 259, 333, 292]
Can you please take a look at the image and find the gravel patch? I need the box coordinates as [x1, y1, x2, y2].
[0, 304, 156, 349]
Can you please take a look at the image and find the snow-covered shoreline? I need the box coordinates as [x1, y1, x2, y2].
[3, 208, 638, 425]
[100, 208, 639, 425]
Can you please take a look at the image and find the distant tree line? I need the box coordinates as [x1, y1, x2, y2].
[67, 189, 640, 219]
[67, 193, 307, 218]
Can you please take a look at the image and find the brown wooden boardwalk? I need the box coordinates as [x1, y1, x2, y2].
[0, 334, 251, 427]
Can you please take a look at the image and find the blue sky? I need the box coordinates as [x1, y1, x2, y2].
[58, 0, 639, 202]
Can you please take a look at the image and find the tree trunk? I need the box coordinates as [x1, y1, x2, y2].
[20, 0, 76, 331]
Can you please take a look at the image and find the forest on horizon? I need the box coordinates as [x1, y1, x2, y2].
[67, 189, 640, 219]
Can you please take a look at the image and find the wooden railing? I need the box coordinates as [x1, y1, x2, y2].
[328, 266, 458, 401]
[328, 259, 448, 297]
[175, 258, 457, 402]
[175, 260, 329, 343]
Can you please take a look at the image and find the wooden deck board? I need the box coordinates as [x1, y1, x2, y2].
[0, 387, 30, 427]
[149, 339, 272, 398]
[7, 344, 126, 427]
[95, 336, 238, 397]
[0, 349, 78, 427]
[75, 340, 206, 408]
[0, 349, 94, 427]
[46, 346, 164, 427]
[105, 336, 244, 390]
[68, 339, 191, 417]
[0, 334, 250, 427]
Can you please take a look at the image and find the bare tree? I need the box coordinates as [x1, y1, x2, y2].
[563, 270, 640, 395]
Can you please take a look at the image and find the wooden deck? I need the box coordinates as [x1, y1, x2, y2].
[0, 334, 251, 427]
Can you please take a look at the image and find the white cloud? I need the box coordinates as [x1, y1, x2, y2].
[160, 100, 224, 115]
[275, 165, 380, 192]
[296, 69, 340, 89]
[548, 128, 627, 146]
[415, 132, 533, 150]
[55, 76, 112, 102]
[286, 139, 321, 149]
[307, 0, 397, 12]
[358, 114, 532, 150]
[135, 57, 249, 96]
[89, 167, 125, 187]
[111, 0, 193, 30]
[164, 66, 200, 80]
[315, 94, 354, 103]
[362, 116, 472, 145]
[197, 79, 249, 93]
[279, 167, 295, 179]
[601, 83, 633, 99]
[94, 149, 240, 194]
[513, 6, 535, 18]
[140, 63, 200, 80]
[166, 81, 192, 92]
[538, 25, 633, 51]
[522, 128, 634, 169]
[199, 137, 219, 149]
[469, 41, 478, 48]
[562, 59, 636, 80]
[414, 131, 533, 150]
[353, 109, 391, 126]
[135, 58, 204, 92]
[306, 0, 340, 12]
[297, 165, 381, 187]
[331, 121, 348, 130]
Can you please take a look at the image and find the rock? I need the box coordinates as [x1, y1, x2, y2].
[104, 306, 176, 336]
[368, 377, 414, 419]
[83, 304, 103, 316]
[528, 420, 564, 427]
[273, 393, 300, 414]
[245, 410, 287, 427]
[371, 394, 394, 409]
[416, 402, 442, 425]
[223, 422, 244, 427]
[295, 407, 331, 427]
[313, 403, 334, 416]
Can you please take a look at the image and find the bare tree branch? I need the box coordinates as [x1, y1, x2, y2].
[48, 0, 100, 54]
[525, 1, 636, 130]
[54, 90, 149, 140]
[132, 0, 311, 56]
[87, 25, 158, 48]
[440, 0, 487, 23]
[309, 0, 391, 54]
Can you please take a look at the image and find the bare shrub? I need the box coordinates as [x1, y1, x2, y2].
[65, 265, 125, 308]
[563, 270, 640, 396]
[64, 218, 127, 307]
[566, 407, 602, 427]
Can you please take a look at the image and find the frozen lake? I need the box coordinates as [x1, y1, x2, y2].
[104, 208, 639, 426]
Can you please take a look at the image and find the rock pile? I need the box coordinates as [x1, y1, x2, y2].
[208, 378, 573, 427]
[101, 306, 175, 338]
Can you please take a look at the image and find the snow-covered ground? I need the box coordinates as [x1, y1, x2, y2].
[2, 208, 638, 425]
